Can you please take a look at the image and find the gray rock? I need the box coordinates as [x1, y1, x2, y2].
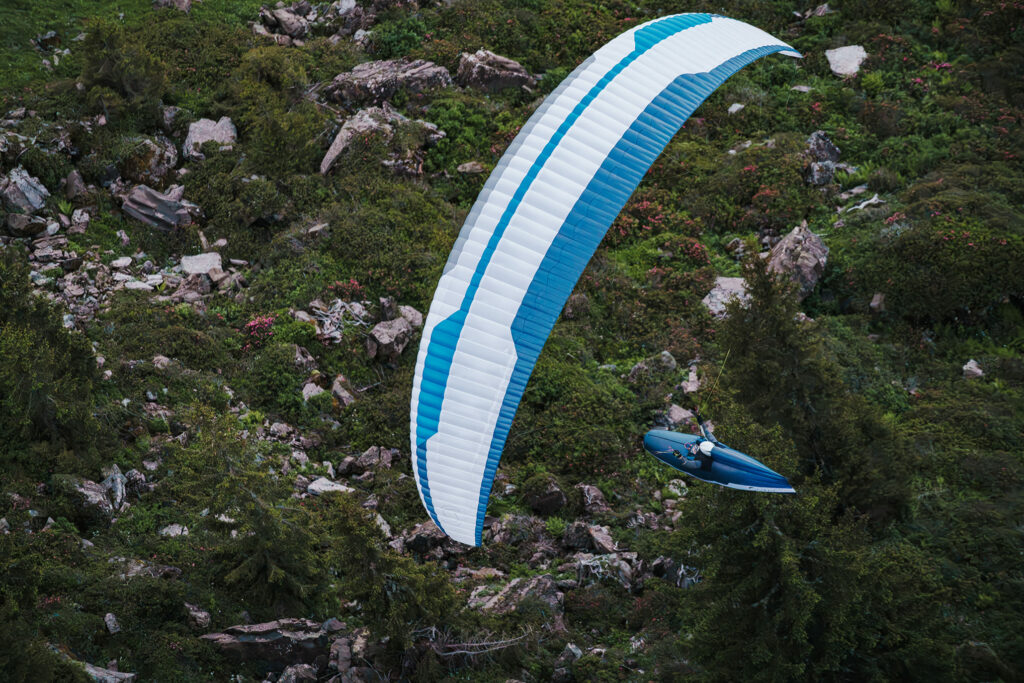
[302, 382, 325, 401]
[71, 477, 113, 515]
[963, 359, 984, 379]
[467, 574, 565, 630]
[6, 212, 47, 237]
[702, 277, 749, 318]
[199, 618, 330, 665]
[105, 613, 121, 634]
[272, 8, 309, 38]
[366, 316, 412, 361]
[121, 135, 178, 187]
[455, 49, 536, 93]
[320, 104, 444, 175]
[825, 45, 867, 76]
[870, 292, 885, 313]
[327, 59, 452, 107]
[65, 169, 87, 199]
[767, 221, 829, 300]
[524, 476, 567, 516]
[576, 483, 609, 515]
[154, 0, 192, 11]
[331, 375, 356, 407]
[184, 602, 211, 629]
[121, 184, 200, 231]
[806, 131, 840, 163]
[307, 477, 355, 495]
[180, 252, 222, 275]
[356, 445, 394, 470]
[159, 523, 189, 537]
[456, 160, 486, 174]
[1, 167, 49, 213]
[405, 520, 448, 553]
[664, 404, 695, 427]
[398, 304, 423, 328]
[587, 525, 617, 554]
[182, 117, 237, 160]
[278, 664, 318, 682]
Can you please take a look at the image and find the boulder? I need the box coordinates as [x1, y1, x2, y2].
[405, 520, 448, 553]
[271, 8, 309, 38]
[398, 304, 422, 328]
[154, 0, 191, 10]
[455, 50, 536, 93]
[182, 117, 237, 160]
[105, 613, 121, 634]
[576, 484, 609, 515]
[664, 404, 695, 427]
[307, 477, 355, 496]
[71, 478, 114, 515]
[320, 104, 444, 175]
[1, 167, 49, 213]
[121, 135, 178, 187]
[356, 446, 394, 470]
[65, 169, 87, 199]
[963, 359, 984, 380]
[702, 276, 749, 318]
[468, 575, 565, 630]
[650, 555, 701, 588]
[278, 664, 318, 682]
[199, 618, 330, 666]
[326, 59, 452, 107]
[6, 212, 48, 237]
[587, 525, 617, 554]
[869, 292, 885, 313]
[523, 476, 567, 516]
[331, 374, 356, 407]
[767, 221, 829, 300]
[121, 184, 200, 231]
[366, 316, 412, 361]
[159, 523, 189, 537]
[577, 551, 642, 591]
[456, 160, 486, 174]
[184, 602, 211, 629]
[825, 45, 867, 76]
[112, 557, 182, 580]
[180, 252, 222, 275]
[805, 131, 841, 185]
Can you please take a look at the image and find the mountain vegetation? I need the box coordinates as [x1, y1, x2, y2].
[0, 0, 1021, 680]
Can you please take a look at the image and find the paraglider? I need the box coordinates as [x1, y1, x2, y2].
[644, 420, 795, 493]
[410, 13, 800, 545]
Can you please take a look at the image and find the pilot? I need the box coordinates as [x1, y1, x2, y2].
[677, 439, 715, 470]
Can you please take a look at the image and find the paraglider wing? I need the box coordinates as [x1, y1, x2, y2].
[411, 14, 800, 545]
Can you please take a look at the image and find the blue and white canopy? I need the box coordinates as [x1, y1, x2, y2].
[411, 13, 799, 545]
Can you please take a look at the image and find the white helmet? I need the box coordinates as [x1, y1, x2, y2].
[699, 440, 715, 455]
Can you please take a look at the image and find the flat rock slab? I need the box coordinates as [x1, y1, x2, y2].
[825, 45, 867, 76]
[180, 252, 222, 275]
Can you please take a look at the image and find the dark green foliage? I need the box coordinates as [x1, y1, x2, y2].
[223, 47, 327, 175]
[0, 252, 97, 477]
[315, 495, 457, 647]
[79, 19, 167, 122]
[370, 14, 428, 59]
[718, 257, 912, 521]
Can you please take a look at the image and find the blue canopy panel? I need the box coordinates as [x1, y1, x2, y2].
[411, 13, 800, 545]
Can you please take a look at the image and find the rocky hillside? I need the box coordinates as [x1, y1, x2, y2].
[1, 0, 1022, 681]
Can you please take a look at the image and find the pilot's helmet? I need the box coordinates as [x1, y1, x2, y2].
[699, 440, 714, 455]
